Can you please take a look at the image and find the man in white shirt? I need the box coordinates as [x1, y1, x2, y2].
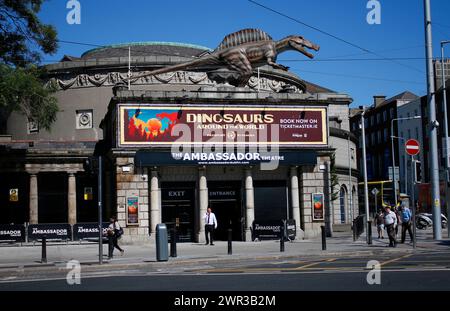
[384, 207, 397, 247]
[204, 207, 218, 245]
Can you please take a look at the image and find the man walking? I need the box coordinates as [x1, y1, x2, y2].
[384, 206, 397, 247]
[400, 205, 414, 243]
[204, 207, 218, 245]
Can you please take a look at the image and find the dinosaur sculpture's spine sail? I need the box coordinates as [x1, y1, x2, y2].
[216, 28, 272, 51]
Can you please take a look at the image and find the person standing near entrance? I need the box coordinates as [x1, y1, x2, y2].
[204, 207, 218, 245]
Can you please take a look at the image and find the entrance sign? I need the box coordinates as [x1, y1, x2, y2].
[405, 139, 420, 156]
[312, 193, 325, 221]
[119, 105, 328, 147]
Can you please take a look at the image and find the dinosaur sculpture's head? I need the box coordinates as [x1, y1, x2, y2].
[287, 36, 320, 58]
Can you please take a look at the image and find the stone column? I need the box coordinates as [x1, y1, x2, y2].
[290, 166, 303, 239]
[150, 170, 160, 235]
[68, 173, 77, 225]
[244, 168, 255, 241]
[198, 167, 208, 243]
[29, 173, 38, 224]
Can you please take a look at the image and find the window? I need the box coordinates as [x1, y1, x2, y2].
[370, 116, 374, 126]
[384, 128, 388, 140]
[364, 118, 368, 128]
[378, 130, 382, 144]
[414, 109, 418, 117]
[383, 111, 387, 122]
[408, 129, 411, 139]
[377, 113, 380, 124]
[371, 133, 376, 145]
[366, 134, 370, 146]
[27, 118, 39, 134]
[76, 109, 93, 129]
[390, 108, 394, 119]
[415, 127, 419, 140]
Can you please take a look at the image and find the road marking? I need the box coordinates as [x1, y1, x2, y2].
[380, 254, 412, 267]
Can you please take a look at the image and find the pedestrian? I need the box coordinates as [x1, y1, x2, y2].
[204, 207, 218, 246]
[384, 206, 397, 247]
[107, 216, 124, 259]
[400, 205, 414, 243]
[374, 209, 385, 239]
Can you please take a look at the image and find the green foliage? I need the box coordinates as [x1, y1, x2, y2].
[0, 0, 58, 66]
[330, 153, 340, 202]
[0, 0, 59, 132]
[0, 64, 58, 131]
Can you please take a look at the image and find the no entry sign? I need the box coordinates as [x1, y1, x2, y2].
[405, 139, 420, 156]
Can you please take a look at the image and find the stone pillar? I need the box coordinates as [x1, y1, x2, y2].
[290, 166, 303, 239]
[29, 173, 38, 224]
[150, 170, 160, 235]
[68, 173, 77, 225]
[244, 168, 255, 241]
[198, 167, 208, 243]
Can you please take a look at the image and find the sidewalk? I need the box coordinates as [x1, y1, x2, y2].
[0, 226, 448, 270]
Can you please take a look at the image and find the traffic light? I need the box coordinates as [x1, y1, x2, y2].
[83, 156, 98, 174]
[414, 160, 422, 183]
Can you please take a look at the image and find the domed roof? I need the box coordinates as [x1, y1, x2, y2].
[81, 42, 212, 60]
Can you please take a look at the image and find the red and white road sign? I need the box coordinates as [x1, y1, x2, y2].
[405, 139, 420, 156]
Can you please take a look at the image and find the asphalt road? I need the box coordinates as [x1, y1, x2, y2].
[1, 250, 450, 291]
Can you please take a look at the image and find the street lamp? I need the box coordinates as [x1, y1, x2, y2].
[440, 40, 450, 238]
[360, 108, 370, 244]
[390, 116, 421, 208]
[347, 130, 355, 222]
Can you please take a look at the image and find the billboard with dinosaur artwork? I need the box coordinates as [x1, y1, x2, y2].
[118, 105, 328, 147]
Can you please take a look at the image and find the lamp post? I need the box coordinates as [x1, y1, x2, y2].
[391, 135, 406, 196]
[390, 116, 421, 208]
[360, 108, 370, 243]
[347, 132, 354, 222]
[441, 40, 450, 238]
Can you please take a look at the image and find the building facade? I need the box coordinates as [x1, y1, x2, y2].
[0, 41, 358, 242]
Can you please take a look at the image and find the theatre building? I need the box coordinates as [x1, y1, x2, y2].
[0, 41, 358, 243]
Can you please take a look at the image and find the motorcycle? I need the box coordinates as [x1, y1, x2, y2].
[415, 213, 448, 230]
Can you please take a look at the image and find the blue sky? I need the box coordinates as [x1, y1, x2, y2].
[38, 0, 450, 107]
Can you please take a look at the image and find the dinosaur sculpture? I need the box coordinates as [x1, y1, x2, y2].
[128, 28, 319, 87]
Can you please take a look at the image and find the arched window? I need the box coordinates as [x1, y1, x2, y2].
[340, 186, 347, 224]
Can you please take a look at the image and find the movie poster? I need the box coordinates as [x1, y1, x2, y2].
[127, 197, 139, 225]
[312, 193, 325, 221]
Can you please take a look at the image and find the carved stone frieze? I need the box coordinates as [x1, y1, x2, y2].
[48, 70, 303, 93]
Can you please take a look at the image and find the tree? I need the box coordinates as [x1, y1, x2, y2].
[0, 0, 59, 133]
[0, 0, 58, 66]
[0, 64, 58, 133]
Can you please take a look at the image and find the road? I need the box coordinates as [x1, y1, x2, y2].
[1, 249, 450, 291]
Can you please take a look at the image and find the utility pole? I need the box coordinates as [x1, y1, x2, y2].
[360, 109, 370, 243]
[98, 155, 103, 264]
[424, 0, 442, 240]
[441, 40, 450, 238]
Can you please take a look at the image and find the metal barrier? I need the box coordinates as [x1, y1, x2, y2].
[352, 215, 365, 240]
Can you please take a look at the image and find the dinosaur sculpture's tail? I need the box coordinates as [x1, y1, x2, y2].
[124, 55, 220, 81]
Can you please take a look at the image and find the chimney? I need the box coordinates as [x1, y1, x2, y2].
[373, 95, 386, 107]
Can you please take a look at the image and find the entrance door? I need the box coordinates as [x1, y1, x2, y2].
[208, 182, 242, 241]
[161, 183, 195, 242]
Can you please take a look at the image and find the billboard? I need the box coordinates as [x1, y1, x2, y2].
[118, 105, 328, 147]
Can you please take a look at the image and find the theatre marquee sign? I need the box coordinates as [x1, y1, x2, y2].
[118, 105, 328, 147]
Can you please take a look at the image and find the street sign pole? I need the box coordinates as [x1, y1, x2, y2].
[411, 156, 417, 249]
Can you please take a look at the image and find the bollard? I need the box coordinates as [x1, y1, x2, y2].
[227, 228, 232, 255]
[170, 227, 177, 258]
[352, 221, 356, 241]
[321, 225, 326, 250]
[41, 236, 47, 263]
[367, 221, 372, 245]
